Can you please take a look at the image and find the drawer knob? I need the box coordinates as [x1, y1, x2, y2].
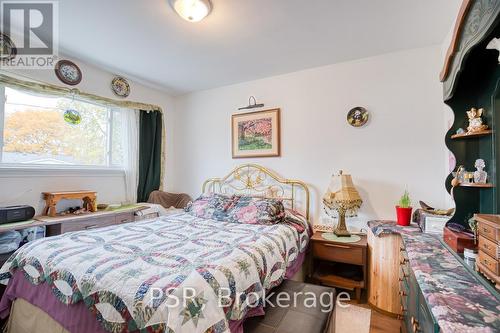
[400, 258, 409, 265]
[400, 305, 406, 313]
[399, 290, 407, 297]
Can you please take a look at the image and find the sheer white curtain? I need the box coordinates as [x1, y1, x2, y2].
[123, 108, 139, 203]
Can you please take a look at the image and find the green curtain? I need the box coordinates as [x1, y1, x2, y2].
[137, 111, 163, 202]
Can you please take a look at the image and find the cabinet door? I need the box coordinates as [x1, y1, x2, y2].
[417, 289, 439, 333]
[399, 249, 411, 329]
[406, 270, 419, 333]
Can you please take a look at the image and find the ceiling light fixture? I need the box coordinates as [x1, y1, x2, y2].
[169, 0, 212, 22]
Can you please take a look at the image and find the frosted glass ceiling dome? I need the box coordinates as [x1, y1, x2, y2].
[169, 0, 212, 22]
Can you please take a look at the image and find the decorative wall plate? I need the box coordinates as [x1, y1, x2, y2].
[55, 60, 82, 85]
[347, 107, 369, 127]
[0, 33, 17, 61]
[111, 76, 130, 98]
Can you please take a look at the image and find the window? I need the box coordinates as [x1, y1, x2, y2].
[0, 86, 128, 169]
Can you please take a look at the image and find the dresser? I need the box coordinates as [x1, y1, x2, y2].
[40, 209, 139, 235]
[368, 220, 500, 333]
[0, 206, 147, 239]
[368, 223, 419, 315]
[476, 214, 500, 289]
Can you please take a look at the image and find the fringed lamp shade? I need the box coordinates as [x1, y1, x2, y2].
[323, 171, 362, 237]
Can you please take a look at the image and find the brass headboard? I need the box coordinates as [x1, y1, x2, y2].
[202, 164, 310, 221]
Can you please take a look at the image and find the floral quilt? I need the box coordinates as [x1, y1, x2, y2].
[0, 212, 309, 333]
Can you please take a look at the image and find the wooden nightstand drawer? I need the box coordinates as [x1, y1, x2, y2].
[312, 242, 363, 265]
[61, 215, 117, 233]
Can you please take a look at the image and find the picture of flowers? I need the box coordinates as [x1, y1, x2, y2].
[232, 108, 280, 158]
[238, 117, 272, 150]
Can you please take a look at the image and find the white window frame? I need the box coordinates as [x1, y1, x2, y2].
[0, 85, 126, 175]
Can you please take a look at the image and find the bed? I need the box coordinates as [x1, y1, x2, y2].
[0, 164, 311, 333]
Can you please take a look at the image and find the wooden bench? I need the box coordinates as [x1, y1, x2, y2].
[42, 191, 97, 217]
[244, 280, 335, 333]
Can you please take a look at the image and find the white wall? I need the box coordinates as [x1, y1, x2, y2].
[172, 46, 449, 227]
[0, 55, 175, 213]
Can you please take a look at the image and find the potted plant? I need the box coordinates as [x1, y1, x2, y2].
[396, 190, 412, 226]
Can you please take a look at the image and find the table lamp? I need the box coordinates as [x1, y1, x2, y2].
[323, 170, 362, 237]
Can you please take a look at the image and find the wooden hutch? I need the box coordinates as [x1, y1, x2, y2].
[442, 0, 500, 227]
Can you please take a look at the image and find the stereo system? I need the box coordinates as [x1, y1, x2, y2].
[0, 205, 35, 224]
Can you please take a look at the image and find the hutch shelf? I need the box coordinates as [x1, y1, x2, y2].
[450, 129, 492, 139]
[458, 183, 494, 188]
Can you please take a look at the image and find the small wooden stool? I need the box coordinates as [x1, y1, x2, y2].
[42, 191, 97, 217]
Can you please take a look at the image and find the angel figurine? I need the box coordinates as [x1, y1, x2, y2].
[466, 108, 488, 133]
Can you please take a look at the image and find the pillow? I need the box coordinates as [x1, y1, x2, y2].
[185, 193, 234, 221]
[283, 209, 309, 234]
[226, 196, 285, 225]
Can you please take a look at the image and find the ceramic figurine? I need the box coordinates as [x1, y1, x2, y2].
[466, 108, 488, 133]
[486, 37, 500, 64]
[456, 128, 465, 135]
[474, 159, 488, 184]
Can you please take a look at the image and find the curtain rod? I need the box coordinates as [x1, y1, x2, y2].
[0, 72, 163, 113]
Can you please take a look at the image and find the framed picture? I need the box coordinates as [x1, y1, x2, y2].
[232, 108, 280, 158]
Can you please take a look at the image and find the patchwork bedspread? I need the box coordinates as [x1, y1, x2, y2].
[0, 212, 309, 333]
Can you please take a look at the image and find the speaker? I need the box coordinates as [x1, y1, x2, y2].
[0, 205, 35, 224]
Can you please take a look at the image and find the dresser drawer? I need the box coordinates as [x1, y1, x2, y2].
[478, 251, 499, 275]
[60, 215, 117, 233]
[115, 212, 135, 224]
[312, 242, 363, 265]
[478, 222, 499, 243]
[479, 236, 499, 260]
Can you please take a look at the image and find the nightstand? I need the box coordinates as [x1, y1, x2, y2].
[308, 232, 367, 301]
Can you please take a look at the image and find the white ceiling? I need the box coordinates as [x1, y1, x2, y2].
[56, 0, 460, 95]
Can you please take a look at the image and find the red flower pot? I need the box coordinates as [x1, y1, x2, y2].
[396, 206, 412, 226]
